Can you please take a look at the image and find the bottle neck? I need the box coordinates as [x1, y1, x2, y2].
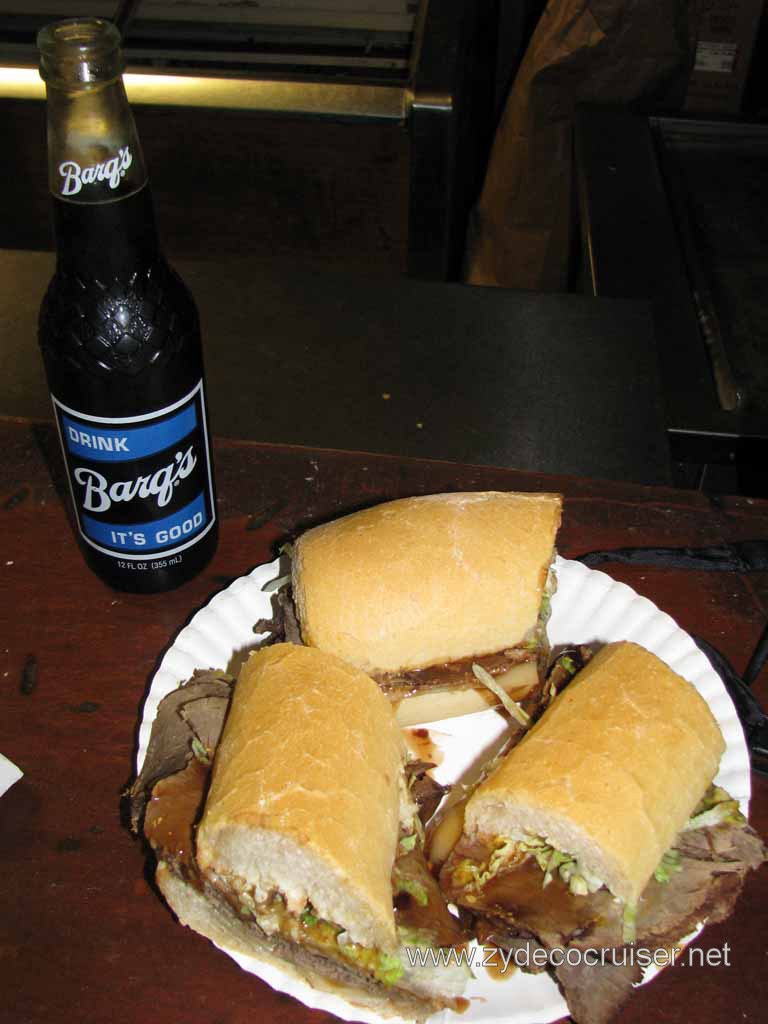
[52, 184, 160, 275]
[44, 75, 149, 205]
[44, 72, 161, 274]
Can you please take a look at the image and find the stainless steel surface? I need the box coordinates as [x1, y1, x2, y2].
[696, 293, 745, 413]
[1, 1, 499, 279]
[574, 106, 768, 444]
[0, 64, 407, 119]
[654, 115, 768, 431]
[0, 1, 416, 77]
[407, 0, 498, 279]
[656, 135, 745, 413]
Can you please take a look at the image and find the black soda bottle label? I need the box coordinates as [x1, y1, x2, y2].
[51, 381, 216, 560]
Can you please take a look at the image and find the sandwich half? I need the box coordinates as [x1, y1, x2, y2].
[130, 644, 468, 1021]
[260, 491, 562, 725]
[439, 641, 766, 1024]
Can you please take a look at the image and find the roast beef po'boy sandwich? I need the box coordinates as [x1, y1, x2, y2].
[258, 491, 562, 726]
[130, 644, 468, 1021]
[439, 641, 766, 1024]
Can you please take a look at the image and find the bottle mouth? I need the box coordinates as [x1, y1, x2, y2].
[38, 18, 123, 86]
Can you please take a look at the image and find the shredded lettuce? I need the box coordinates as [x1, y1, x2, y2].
[375, 953, 405, 986]
[471, 663, 530, 728]
[394, 875, 429, 906]
[622, 903, 637, 944]
[542, 849, 571, 887]
[686, 803, 742, 830]
[556, 654, 577, 675]
[453, 832, 605, 899]
[539, 567, 556, 623]
[399, 833, 418, 853]
[654, 849, 683, 884]
[340, 943, 404, 987]
[190, 736, 210, 765]
[685, 786, 744, 831]
[519, 563, 558, 654]
[262, 572, 291, 593]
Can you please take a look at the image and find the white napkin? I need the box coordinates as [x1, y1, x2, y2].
[0, 753, 23, 797]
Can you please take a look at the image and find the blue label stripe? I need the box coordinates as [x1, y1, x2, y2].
[81, 492, 207, 552]
[62, 404, 197, 463]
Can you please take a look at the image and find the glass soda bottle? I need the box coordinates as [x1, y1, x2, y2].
[37, 18, 218, 593]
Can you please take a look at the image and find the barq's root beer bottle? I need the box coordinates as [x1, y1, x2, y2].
[38, 18, 218, 592]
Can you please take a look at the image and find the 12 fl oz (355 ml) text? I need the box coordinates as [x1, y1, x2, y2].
[116, 556, 183, 571]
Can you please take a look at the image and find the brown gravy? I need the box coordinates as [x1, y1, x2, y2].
[445, 847, 618, 940]
[403, 727, 444, 766]
[143, 757, 209, 878]
[393, 849, 465, 948]
[377, 648, 535, 698]
[482, 944, 517, 981]
[144, 757, 466, 953]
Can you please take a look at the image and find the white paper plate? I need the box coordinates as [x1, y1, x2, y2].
[137, 556, 752, 1024]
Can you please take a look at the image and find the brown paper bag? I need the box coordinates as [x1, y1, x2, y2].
[465, 0, 698, 292]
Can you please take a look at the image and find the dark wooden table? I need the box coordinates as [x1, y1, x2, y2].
[1, 417, 766, 1024]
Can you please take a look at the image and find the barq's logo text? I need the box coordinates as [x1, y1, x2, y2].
[73, 446, 197, 513]
[59, 145, 132, 196]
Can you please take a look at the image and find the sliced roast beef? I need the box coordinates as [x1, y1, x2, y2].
[442, 818, 766, 1024]
[474, 918, 549, 973]
[393, 847, 466, 949]
[451, 853, 621, 949]
[128, 669, 233, 831]
[554, 955, 643, 1024]
[375, 648, 539, 699]
[132, 671, 466, 979]
[404, 760, 448, 825]
[253, 584, 302, 646]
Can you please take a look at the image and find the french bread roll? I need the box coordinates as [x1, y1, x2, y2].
[155, 864, 453, 1022]
[464, 641, 725, 906]
[196, 643, 404, 952]
[292, 491, 562, 675]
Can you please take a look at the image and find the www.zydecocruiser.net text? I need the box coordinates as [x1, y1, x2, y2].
[405, 942, 732, 973]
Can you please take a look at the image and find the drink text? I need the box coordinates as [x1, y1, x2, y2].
[67, 425, 129, 453]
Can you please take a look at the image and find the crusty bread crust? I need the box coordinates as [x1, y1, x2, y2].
[292, 491, 562, 674]
[197, 644, 404, 952]
[465, 641, 725, 906]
